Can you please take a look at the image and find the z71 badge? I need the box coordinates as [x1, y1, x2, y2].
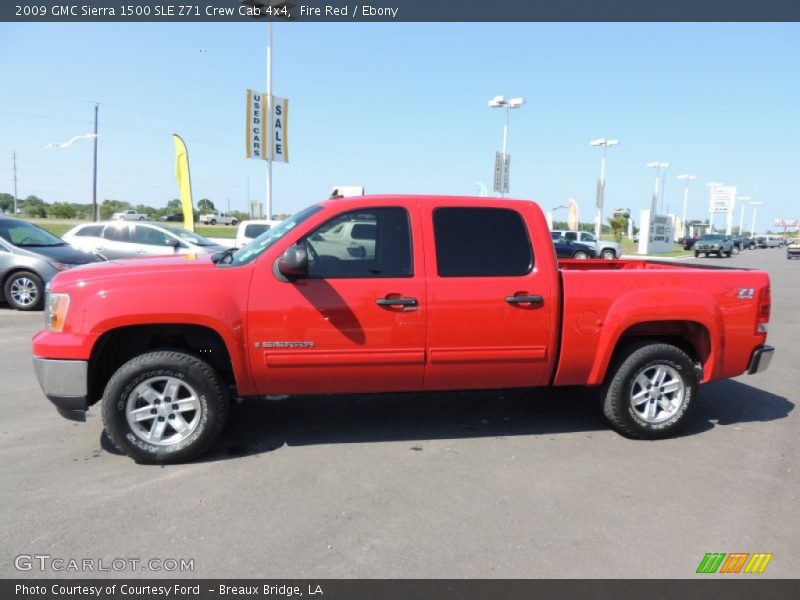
[737, 288, 755, 300]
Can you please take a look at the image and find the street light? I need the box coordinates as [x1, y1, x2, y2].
[737, 196, 751, 235]
[488, 95, 525, 197]
[646, 162, 669, 215]
[750, 200, 763, 237]
[677, 174, 697, 237]
[590, 138, 619, 241]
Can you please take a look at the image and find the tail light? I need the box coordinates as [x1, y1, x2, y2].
[756, 286, 771, 333]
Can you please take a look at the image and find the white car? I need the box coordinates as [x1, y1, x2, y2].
[62, 221, 227, 260]
[550, 229, 620, 259]
[235, 219, 283, 248]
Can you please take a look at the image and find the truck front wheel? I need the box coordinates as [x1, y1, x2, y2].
[102, 350, 229, 463]
[601, 342, 697, 439]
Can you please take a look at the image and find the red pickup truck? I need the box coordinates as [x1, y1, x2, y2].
[32, 196, 774, 463]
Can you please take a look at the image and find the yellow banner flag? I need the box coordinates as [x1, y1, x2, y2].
[172, 134, 194, 232]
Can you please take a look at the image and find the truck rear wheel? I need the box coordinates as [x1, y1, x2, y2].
[601, 342, 697, 439]
[102, 350, 229, 463]
[601, 249, 616, 259]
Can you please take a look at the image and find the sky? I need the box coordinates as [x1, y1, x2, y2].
[0, 22, 798, 231]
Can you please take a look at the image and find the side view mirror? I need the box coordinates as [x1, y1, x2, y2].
[165, 238, 180, 248]
[277, 243, 309, 279]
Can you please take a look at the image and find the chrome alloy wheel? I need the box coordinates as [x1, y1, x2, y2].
[10, 276, 38, 307]
[125, 376, 202, 446]
[629, 364, 685, 423]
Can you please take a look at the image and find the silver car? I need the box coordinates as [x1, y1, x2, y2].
[62, 221, 228, 260]
[0, 216, 103, 310]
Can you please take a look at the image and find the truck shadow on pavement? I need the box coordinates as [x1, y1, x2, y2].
[177, 379, 793, 462]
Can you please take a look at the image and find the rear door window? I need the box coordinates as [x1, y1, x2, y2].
[433, 207, 533, 277]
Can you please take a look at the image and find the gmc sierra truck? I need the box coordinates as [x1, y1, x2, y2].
[32, 195, 774, 463]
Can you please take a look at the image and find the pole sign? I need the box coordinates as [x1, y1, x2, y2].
[708, 185, 736, 214]
[245, 89, 266, 160]
[246, 90, 289, 162]
[493, 152, 509, 194]
[567, 198, 580, 231]
[270, 95, 289, 163]
[595, 179, 604, 209]
[774, 219, 797, 228]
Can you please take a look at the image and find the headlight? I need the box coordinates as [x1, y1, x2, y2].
[45, 292, 70, 332]
[49, 261, 73, 271]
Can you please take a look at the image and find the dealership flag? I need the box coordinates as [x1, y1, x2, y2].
[172, 134, 195, 232]
[246, 90, 289, 162]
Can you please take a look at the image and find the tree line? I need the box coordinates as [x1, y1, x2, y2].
[0, 193, 254, 222]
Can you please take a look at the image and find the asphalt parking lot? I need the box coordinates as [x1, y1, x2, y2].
[0, 247, 797, 579]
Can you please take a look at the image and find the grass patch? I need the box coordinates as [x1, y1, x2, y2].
[28, 218, 237, 239]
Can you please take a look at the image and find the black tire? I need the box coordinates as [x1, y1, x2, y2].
[102, 350, 229, 464]
[724, 250, 732, 257]
[573, 250, 589, 259]
[138, 216, 145, 221]
[601, 249, 616, 259]
[694, 251, 700, 257]
[3, 270, 44, 311]
[210, 219, 217, 225]
[601, 341, 697, 439]
[231, 219, 238, 226]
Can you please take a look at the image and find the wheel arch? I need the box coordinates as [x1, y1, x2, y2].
[87, 324, 239, 406]
[593, 320, 713, 386]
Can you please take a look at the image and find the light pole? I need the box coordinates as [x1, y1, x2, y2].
[750, 201, 763, 237]
[677, 174, 697, 237]
[590, 138, 619, 241]
[646, 162, 669, 215]
[488, 95, 525, 197]
[737, 196, 750, 235]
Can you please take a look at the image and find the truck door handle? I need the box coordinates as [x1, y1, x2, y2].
[505, 295, 544, 306]
[376, 296, 418, 308]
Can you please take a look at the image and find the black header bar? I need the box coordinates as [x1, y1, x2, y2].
[3, 0, 800, 22]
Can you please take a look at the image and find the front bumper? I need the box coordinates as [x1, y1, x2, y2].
[747, 345, 775, 375]
[32, 357, 89, 421]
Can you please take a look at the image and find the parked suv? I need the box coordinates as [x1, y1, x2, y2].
[694, 234, 733, 258]
[0, 216, 103, 310]
[551, 230, 619, 259]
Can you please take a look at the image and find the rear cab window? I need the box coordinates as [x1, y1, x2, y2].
[432, 207, 533, 276]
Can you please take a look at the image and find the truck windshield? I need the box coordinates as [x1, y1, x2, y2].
[228, 204, 323, 266]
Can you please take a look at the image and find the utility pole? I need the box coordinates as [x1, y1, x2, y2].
[12, 151, 18, 215]
[92, 103, 99, 222]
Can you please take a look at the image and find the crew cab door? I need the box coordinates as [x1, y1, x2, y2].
[421, 202, 557, 390]
[247, 203, 426, 395]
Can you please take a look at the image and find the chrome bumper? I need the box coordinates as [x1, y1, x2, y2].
[747, 345, 775, 375]
[32, 357, 89, 422]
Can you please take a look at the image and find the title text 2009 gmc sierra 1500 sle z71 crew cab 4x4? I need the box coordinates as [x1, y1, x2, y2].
[32, 195, 774, 463]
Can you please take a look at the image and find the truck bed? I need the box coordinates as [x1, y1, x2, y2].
[553, 259, 769, 387]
